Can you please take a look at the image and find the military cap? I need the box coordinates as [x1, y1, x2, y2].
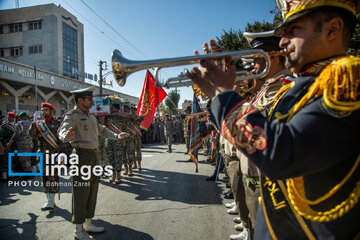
[7, 112, 16, 118]
[70, 86, 95, 98]
[243, 30, 281, 51]
[275, 0, 360, 37]
[19, 112, 27, 117]
[41, 102, 55, 111]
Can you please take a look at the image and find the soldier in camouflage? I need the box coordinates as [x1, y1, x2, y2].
[29, 103, 62, 211]
[131, 106, 144, 170]
[164, 114, 174, 153]
[8, 112, 33, 172]
[0, 112, 16, 180]
[106, 104, 124, 183]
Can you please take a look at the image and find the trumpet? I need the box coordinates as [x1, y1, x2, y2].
[112, 49, 278, 87]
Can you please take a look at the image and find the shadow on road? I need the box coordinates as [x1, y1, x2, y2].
[100, 168, 223, 205]
[0, 213, 38, 240]
[90, 219, 154, 240]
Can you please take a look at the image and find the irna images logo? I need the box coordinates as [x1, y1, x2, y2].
[8, 150, 43, 177]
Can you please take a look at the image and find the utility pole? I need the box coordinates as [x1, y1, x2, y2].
[99, 60, 107, 95]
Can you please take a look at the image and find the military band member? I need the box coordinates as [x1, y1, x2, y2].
[58, 87, 129, 240]
[187, 0, 360, 239]
[183, 106, 191, 155]
[0, 112, 16, 180]
[121, 105, 136, 176]
[29, 103, 62, 211]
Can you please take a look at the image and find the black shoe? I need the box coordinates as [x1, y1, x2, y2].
[206, 174, 216, 181]
[186, 159, 192, 162]
[223, 191, 234, 199]
[225, 183, 231, 188]
[184, 152, 188, 155]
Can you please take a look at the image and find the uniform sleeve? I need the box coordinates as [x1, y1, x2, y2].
[28, 122, 38, 137]
[210, 90, 360, 179]
[10, 123, 23, 142]
[58, 113, 74, 142]
[97, 122, 118, 140]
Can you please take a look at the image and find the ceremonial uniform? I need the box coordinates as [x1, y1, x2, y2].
[209, 28, 360, 240]
[29, 116, 62, 194]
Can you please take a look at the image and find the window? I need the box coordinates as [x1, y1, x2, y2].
[0, 25, 3, 34]
[62, 22, 78, 79]
[11, 47, 23, 56]
[9, 24, 22, 33]
[29, 21, 42, 30]
[0, 49, 4, 57]
[29, 45, 42, 54]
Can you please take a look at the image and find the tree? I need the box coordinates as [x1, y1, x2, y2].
[348, 15, 360, 57]
[165, 89, 180, 115]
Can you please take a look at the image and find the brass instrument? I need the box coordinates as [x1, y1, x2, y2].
[112, 49, 276, 87]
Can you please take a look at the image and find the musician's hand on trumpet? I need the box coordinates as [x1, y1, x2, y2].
[185, 39, 236, 99]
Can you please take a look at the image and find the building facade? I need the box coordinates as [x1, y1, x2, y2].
[0, 4, 138, 117]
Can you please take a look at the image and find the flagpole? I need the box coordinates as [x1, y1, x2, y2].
[166, 96, 180, 115]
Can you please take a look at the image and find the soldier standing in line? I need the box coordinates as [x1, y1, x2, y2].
[0, 112, 16, 180]
[164, 114, 173, 153]
[29, 103, 63, 211]
[58, 87, 129, 240]
[131, 106, 144, 170]
[8, 112, 33, 172]
[183, 106, 191, 155]
[105, 103, 123, 183]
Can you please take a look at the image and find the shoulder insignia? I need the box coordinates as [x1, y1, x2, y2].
[317, 56, 360, 115]
[66, 109, 77, 115]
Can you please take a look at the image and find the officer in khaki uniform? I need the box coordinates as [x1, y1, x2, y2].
[58, 87, 129, 240]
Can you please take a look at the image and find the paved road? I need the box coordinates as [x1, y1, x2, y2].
[0, 143, 237, 240]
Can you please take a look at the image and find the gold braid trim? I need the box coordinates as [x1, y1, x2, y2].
[286, 154, 360, 222]
[275, 56, 360, 122]
[268, 81, 294, 120]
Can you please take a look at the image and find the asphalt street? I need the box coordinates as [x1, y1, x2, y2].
[0, 143, 237, 240]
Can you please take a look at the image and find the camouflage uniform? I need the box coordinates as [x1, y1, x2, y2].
[29, 118, 62, 193]
[98, 135, 107, 165]
[164, 118, 173, 152]
[133, 117, 143, 163]
[105, 116, 124, 171]
[124, 118, 135, 166]
[183, 117, 191, 153]
[10, 119, 33, 171]
[0, 121, 15, 173]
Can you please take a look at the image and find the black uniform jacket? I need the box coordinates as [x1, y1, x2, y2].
[209, 58, 360, 239]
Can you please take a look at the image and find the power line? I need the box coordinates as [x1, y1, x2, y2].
[61, 0, 137, 59]
[80, 0, 149, 59]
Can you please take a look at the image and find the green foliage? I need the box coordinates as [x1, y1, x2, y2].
[165, 89, 180, 115]
[348, 15, 360, 57]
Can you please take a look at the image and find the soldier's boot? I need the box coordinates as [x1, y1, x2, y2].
[128, 166, 133, 176]
[41, 193, 55, 211]
[132, 162, 137, 169]
[168, 145, 172, 153]
[75, 224, 94, 240]
[137, 161, 141, 170]
[115, 171, 121, 184]
[109, 171, 116, 183]
[123, 165, 129, 175]
[84, 218, 105, 233]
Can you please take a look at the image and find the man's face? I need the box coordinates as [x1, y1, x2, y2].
[252, 56, 266, 75]
[8, 116, 15, 122]
[124, 107, 130, 113]
[80, 96, 94, 110]
[279, 16, 324, 74]
[41, 107, 54, 118]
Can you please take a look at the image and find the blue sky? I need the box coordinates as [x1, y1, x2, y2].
[0, 0, 278, 106]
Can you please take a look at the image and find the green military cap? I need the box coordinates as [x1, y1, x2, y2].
[19, 112, 27, 117]
[70, 86, 95, 98]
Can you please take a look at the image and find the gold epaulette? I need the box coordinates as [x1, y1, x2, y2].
[317, 55, 360, 114]
[276, 56, 360, 122]
[66, 109, 77, 115]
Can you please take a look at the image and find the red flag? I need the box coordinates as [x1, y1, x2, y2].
[137, 70, 167, 130]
